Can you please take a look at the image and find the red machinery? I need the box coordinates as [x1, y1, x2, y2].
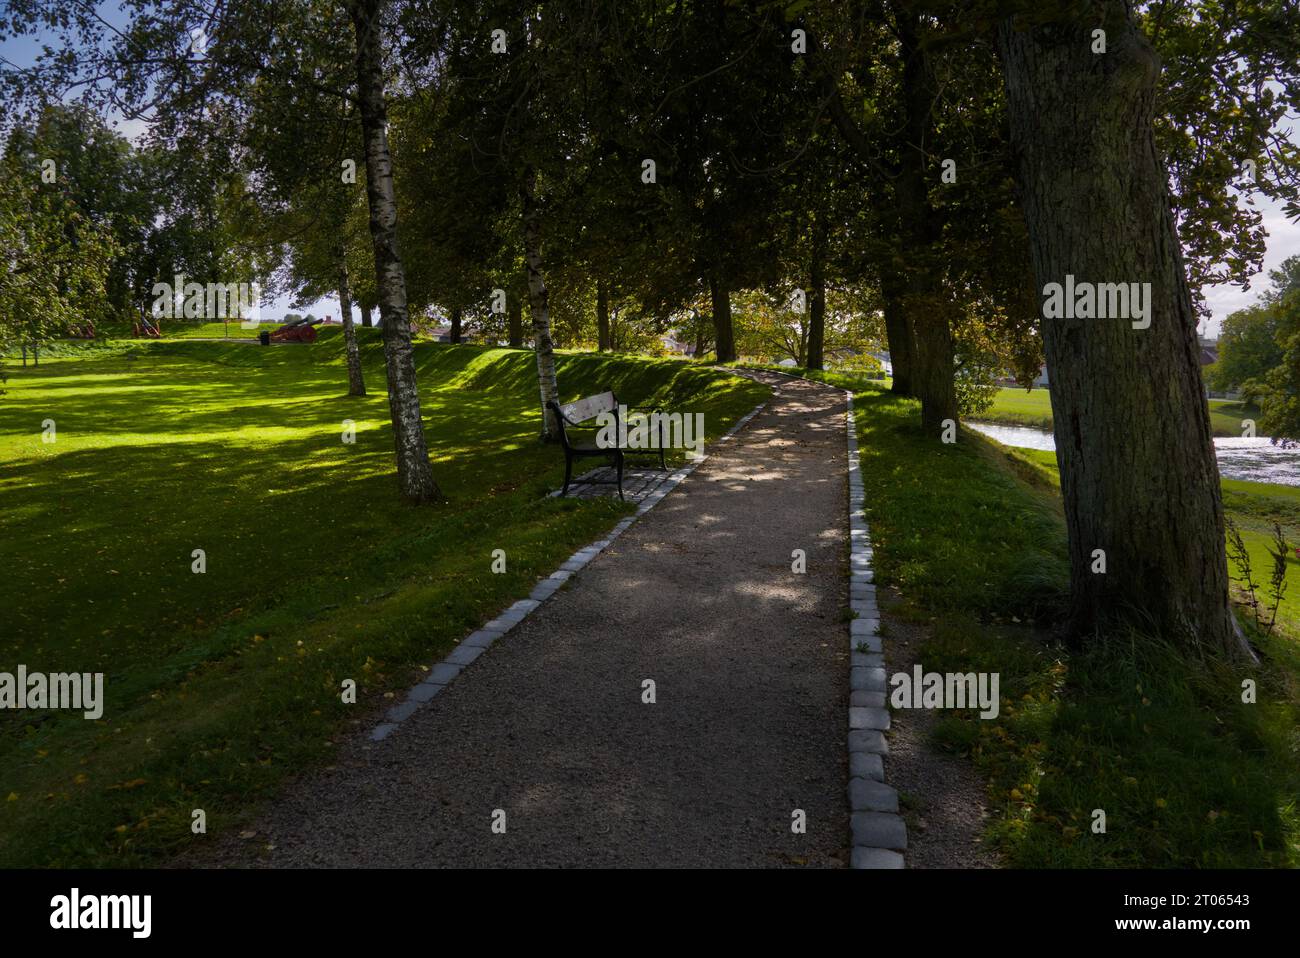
[269, 315, 321, 343]
[133, 316, 161, 338]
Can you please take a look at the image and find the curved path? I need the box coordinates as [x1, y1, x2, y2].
[219, 372, 852, 867]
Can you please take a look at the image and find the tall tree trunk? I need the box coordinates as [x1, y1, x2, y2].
[507, 291, 523, 348]
[448, 306, 462, 344]
[336, 243, 366, 397]
[879, 272, 915, 395]
[896, 10, 957, 431]
[521, 166, 560, 441]
[709, 274, 736, 362]
[596, 280, 611, 352]
[363, 303, 375, 328]
[997, 4, 1244, 656]
[908, 292, 958, 430]
[807, 215, 827, 370]
[348, 0, 441, 503]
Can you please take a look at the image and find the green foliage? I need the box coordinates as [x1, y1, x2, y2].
[0, 135, 117, 353]
[832, 351, 884, 376]
[1239, 257, 1300, 440]
[1141, 2, 1300, 307]
[1210, 304, 1286, 392]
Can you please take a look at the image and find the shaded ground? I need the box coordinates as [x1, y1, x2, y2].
[878, 589, 998, 869]
[200, 371, 852, 867]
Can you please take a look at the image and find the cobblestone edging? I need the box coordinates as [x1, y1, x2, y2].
[369, 400, 768, 743]
[845, 393, 907, 868]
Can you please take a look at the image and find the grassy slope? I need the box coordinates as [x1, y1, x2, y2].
[750, 365, 1300, 867]
[0, 332, 769, 866]
[1013, 446, 1300, 638]
[977, 386, 1261, 438]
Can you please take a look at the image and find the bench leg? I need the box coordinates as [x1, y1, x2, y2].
[616, 454, 625, 501]
[561, 455, 573, 497]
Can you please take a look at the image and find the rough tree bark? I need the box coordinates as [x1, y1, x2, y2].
[709, 273, 736, 362]
[997, 3, 1245, 656]
[807, 215, 827, 370]
[879, 272, 915, 394]
[521, 166, 560, 440]
[347, 0, 441, 502]
[448, 306, 462, 344]
[896, 10, 958, 431]
[335, 243, 366, 397]
[596, 279, 611, 352]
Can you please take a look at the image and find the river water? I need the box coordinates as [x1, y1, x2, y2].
[966, 422, 1300, 487]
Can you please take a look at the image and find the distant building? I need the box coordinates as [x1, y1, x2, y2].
[1025, 337, 1215, 393]
[661, 333, 697, 357]
[1199, 336, 1218, 366]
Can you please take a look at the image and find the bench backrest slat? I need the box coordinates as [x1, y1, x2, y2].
[559, 391, 617, 425]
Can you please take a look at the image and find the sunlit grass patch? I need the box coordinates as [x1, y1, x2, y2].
[0, 334, 769, 866]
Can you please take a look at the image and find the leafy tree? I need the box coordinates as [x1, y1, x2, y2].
[1210, 305, 1286, 393]
[0, 142, 117, 363]
[1246, 293, 1300, 443]
[1141, 2, 1300, 308]
[0, 0, 443, 500]
[1240, 257, 1300, 439]
[346, 0, 442, 498]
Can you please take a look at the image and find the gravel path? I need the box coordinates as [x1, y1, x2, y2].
[210, 372, 851, 868]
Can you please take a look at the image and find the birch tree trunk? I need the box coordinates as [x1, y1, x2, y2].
[347, 0, 441, 503]
[521, 166, 560, 440]
[997, 3, 1245, 656]
[336, 243, 366, 397]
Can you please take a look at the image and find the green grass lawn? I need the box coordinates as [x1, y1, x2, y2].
[977, 386, 1261, 438]
[754, 364, 1300, 868]
[90, 319, 290, 339]
[151, 320, 286, 339]
[0, 331, 769, 866]
[1010, 446, 1300, 638]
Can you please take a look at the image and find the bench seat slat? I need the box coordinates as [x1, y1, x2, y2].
[559, 390, 617, 424]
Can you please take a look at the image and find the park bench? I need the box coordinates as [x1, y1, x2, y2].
[548, 391, 667, 500]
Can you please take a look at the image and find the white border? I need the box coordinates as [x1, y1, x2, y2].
[846, 391, 907, 868]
